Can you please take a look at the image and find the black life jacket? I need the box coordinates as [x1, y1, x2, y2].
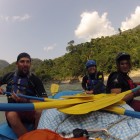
[106, 72, 136, 93]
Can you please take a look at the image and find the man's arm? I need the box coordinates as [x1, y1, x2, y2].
[81, 76, 87, 91]
[0, 72, 14, 94]
[106, 72, 135, 102]
[106, 72, 121, 93]
[30, 74, 47, 97]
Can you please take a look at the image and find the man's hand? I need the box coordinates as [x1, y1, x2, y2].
[0, 87, 4, 94]
[85, 90, 94, 94]
[11, 92, 29, 103]
[11, 92, 21, 102]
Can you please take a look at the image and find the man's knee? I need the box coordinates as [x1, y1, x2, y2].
[130, 100, 140, 111]
[6, 111, 19, 120]
[35, 110, 42, 118]
[5, 111, 20, 126]
[34, 110, 42, 128]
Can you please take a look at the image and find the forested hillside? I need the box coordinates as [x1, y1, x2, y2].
[1, 26, 140, 82]
[0, 60, 9, 69]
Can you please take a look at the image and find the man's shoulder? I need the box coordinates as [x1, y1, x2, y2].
[82, 74, 88, 78]
[107, 72, 119, 82]
[29, 73, 42, 82]
[108, 71, 125, 83]
[108, 71, 118, 78]
[3, 72, 15, 79]
[0, 72, 15, 84]
[30, 72, 36, 78]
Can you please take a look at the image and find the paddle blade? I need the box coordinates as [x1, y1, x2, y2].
[61, 93, 110, 101]
[50, 84, 59, 95]
[58, 90, 133, 114]
[34, 98, 94, 110]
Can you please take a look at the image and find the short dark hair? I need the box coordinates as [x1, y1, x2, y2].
[17, 52, 31, 62]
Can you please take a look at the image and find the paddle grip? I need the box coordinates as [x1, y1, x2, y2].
[3, 92, 11, 96]
[125, 110, 140, 119]
[132, 86, 140, 93]
[0, 103, 34, 111]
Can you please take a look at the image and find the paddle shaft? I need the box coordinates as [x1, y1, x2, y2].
[4, 92, 46, 101]
[3, 84, 60, 101]
[104, 105, 140, 119]
[0, 97, 94, 111]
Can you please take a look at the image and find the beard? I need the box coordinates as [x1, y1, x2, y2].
[18, 68, 30, 77]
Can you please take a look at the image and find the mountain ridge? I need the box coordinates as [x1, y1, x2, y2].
[0, 60, 9, 69]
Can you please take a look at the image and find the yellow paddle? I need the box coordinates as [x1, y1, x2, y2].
[58, 86, 140, 114]
[103, 103, 126, 115]
[103, 103, 140, 119]
[50, 84, 59, 96]
[61, 93, 111, 100]
[34, 97, 94, 110]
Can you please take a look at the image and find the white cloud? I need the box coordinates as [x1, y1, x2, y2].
[121, 6, 140, 31]
[75, 11, 115, 40]
[0, 14, 31, 22]
[43, 44, 56, 52]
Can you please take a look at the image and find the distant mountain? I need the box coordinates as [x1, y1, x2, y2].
[133, 24, 140, 30]
[0, 60, 9, 69]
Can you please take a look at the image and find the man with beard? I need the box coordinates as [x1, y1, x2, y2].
[0, 52, 47, 138]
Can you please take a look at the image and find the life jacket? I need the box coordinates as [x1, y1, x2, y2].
[86, 72, 105, 93]
[18, 128, 88, 140]
[127, 79, 135, 89]
[6, 72, 33, 95]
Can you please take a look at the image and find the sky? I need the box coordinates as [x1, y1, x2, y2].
[0, 0, 140, 63]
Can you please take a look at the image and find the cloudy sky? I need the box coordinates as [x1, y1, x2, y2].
[0, 0, 140, 63]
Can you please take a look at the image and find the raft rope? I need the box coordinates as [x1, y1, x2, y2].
[54, 112, 124, 140]
[127, 131, 140, 140]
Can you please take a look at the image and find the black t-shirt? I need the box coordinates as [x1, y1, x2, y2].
[106, 71, 136, 93]
[81, 72, 105, 94]
[0, 72, 47, 103]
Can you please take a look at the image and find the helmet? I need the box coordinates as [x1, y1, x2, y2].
[86, 60, 96, 69]
[116, 52, 130, 63]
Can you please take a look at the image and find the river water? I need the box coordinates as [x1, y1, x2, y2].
[0, 96, 7, 123]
